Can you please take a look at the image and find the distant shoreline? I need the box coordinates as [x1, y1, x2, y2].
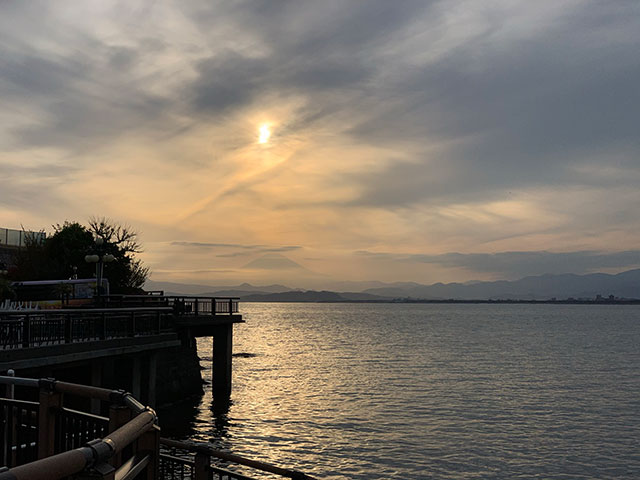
[243, 298, 640, 305]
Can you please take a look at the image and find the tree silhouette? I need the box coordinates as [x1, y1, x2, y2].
[12, 219, 149, 294]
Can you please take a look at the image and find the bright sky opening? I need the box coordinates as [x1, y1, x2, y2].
[258, 124, 271, 144]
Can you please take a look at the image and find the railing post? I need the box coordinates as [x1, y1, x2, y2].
[135, 424, 160, 480]
[148, 353, 157, 408]
[64, 313, 72, 343]
[108, 405, 131, 469]
[6, 369, 15, 399]
[194, 451, 211, 480]
[100, 312, 106, 340]
[3, 370, 15, 467]
[21, 314, 30, 348]
[130, 311, 136, 337]
[37, 384, 63, 458]
[194, 298, 199, 316]
[229, 298, 233, 315]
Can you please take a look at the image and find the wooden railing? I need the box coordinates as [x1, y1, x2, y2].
[0, 307, 174, 349]
[0, 375, 159, 479]
[0, 398, 38, 467]
[0, 376, 318, 480]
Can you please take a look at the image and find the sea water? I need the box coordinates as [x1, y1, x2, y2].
[161, 303, 640, 479]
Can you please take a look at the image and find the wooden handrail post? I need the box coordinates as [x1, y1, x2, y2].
[135, 424, 160, 480]
[194, 451, 211, 480]
[194, 298, 199, 316]
[229, 298, 233, 314]
[108, 405, 131, 468]
[37, 387, 63, 458]
[22, 315, 30, 348]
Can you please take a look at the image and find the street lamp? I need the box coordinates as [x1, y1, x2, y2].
[85, 237, 115, 300]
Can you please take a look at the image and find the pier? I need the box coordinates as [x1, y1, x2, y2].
[0, 295, 242, 406]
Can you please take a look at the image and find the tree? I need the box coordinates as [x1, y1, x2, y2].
[87, 217, 150, 293]
[12, 219, 149, 294]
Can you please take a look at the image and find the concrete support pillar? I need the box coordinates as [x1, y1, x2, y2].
[90, 361, 102, 414]
[212, 324, 233, 398]
[148, 353, 157, 408]
[132, 356, 142, 400]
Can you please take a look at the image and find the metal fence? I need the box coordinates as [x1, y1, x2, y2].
[159, 438, 317, 480]
[0, 307, 174, 349]
[0, 228, 45, 248]
[99, 295, 240, 316]
[166, 297, 240, 316]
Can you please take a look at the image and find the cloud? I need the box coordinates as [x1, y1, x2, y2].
[242, 253, 307, 271]
[357, 250, 640, 278]
[343, 2, 640, 208]
[171, 241, 301, 253]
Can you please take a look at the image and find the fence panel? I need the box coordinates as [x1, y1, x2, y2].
[0, 398, 39, 468]
[0, 308, 174, 350]
[54, 407, 109, 453]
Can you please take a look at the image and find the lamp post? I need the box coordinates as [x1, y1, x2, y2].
[85, 237, 115, 301]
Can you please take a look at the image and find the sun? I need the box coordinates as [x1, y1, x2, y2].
[258, 124, 271, 144]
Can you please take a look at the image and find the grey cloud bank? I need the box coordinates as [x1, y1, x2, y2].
[357, 250, 640, 279]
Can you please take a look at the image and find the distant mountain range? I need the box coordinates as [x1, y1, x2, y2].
[144, 280, 292, 296]
[360, 269, 640, 300]
[145, 269, 640, 301]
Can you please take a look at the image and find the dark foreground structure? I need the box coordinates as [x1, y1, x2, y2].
[0, 295, 317, 479]
[0, 295, 242, 407]
[0, 375, 316, 479]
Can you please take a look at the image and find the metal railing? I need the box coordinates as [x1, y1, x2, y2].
[165, 297, 239, 316]
[0, 307, 174, 349]
[98, 295, 240, 316]
[159, 438, 317, 480]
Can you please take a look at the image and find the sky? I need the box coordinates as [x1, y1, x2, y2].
[1, 0, 640, 288]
